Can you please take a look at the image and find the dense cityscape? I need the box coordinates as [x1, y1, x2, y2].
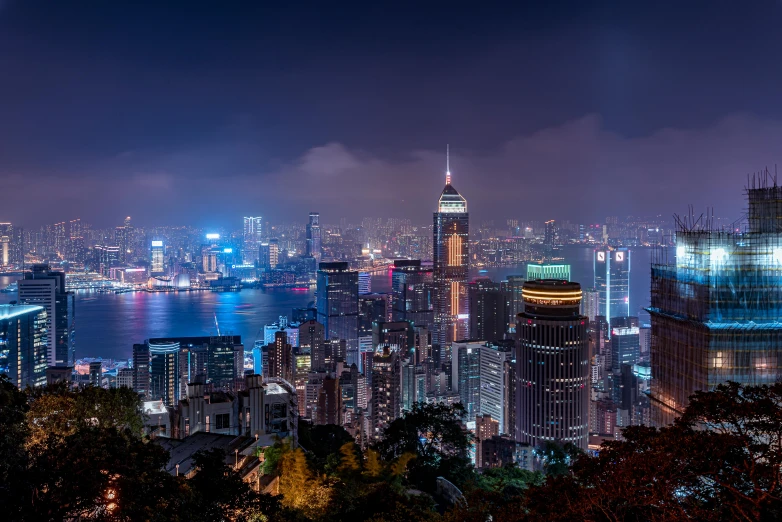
[2, 2, 782, 521]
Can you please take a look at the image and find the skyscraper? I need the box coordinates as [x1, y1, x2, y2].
[468, 279, 509, 342]
[268, 330, 293, 382]
[503, 275, 525, 330]
[451, 340, 481, 419]
[150, 240, 165, 275]
[0, 222, 12, 266]
[316, 262, 358, 357]
[371, 346, 401, 439]
[0, 304, 48, 388]
[306, 212, 322, 261]
[18, 265, 75, 366]
[516, 280, 589, 450]
[300, 319, 326, 372]
[391, 259, 434, 330]
[543, 219, 557, 260]
[649, 180, 782, 426]
[594, 248, 630, 328]
[148, 340, 181, 407]
[243, 216, 263, 264]
[114, 216, 132, 264]
[433, 146, 469, 352]
[478, 342, 511, 433]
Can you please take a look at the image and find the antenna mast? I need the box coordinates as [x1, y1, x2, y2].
[446, 144, 451, 185]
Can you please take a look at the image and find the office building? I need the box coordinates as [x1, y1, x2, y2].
[243, 217, 263, 264]
[148, 340, 181, 407]
[150, 240, 165, 275]
[451, 341, 481, 419]
[133, 343, 151, 398]
[358, 271, 371, 294]
[475, 414, 500, 468]
[116, 367, 134, 389]
[526, 263, 570, 282]
[649, 180, 782, 426]
[89, 360, 103, 387]
[18, 264, 75, 366]
[0, 222, 11, 266]
[306, 212, 322, 261]
[268, 330, 293, 383]
[391, 259, 434, 330]
[478, 342, 511, 432]
[432, 147, 469, 351]
[503, 275, 525, 330]
[594, 248, 630, 328]
[0, 304, 48, 388]
[543, 219, 557, 260]
[610, 317, 640, 372]
[372, 321, 414, 355]
[468, 279, 509, 342]
[371, 346, 401, 439]
[581, 287, 600, 321]
[516, 280, 589, 450]
[316, 375, 342, 425]
[114, 216, 133, 264]
[300, 320, 326, 372]
[259, 239, 279, 270]
[316, 262, 358, 358]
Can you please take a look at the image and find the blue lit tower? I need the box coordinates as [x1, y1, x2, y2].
[0, 304, 48, 388]
[649, 178, 782, 426]
[433, 146, 469, 354]
[316, 262, 359, 358]
[148, 340, 181, 407]
[594, 247, 630, 328]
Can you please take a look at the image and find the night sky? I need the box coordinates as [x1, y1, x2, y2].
[3, 1, 782, 228]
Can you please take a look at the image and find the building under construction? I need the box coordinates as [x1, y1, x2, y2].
[649, 174, 782, 426]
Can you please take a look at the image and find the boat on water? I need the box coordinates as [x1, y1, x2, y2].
[0, 282, 18, 293]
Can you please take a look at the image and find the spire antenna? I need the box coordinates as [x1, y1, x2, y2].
[446, 144, 451, 185]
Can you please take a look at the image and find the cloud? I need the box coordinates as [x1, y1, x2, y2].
[2, 113, 781, 228]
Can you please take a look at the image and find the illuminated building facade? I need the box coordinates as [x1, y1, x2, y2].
[316, 262, 358, 358]
[391, 259, 434, 331]
[0, 304, 48, 388]
[371, 346, 401, 439]
[243, 216, 263, 264]
[516, 280, 589, 450]
[526, 263, 570, 282]
[0, 222, 11, 266]
[148, 340, 181, 407]
[594, 248, 630, 328]
[433, 149, 469, 352]
[649, 181, 782, 426]
[150, 240, 165, 275]
[306, 212, 322, 261]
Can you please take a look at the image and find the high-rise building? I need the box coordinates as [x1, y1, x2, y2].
[543, 219, 557, 260]
[468, 279, 509, 342]
[478, 342, 511, 432]
[18, 265, 75, 366]
[594, 248, 630, 328]
[116, 367, 134, 389]
[451, 341, 481, 419]
[114, 216, 133, 264]
[268, 330, 293, 382]
[0, 304, 48, 388]
[580, 287, 600, 322]
[243, 217, 263, 265]
[516, 280, 589, 450]
[150, 240, 165, 275]
[610, 317, 640, 372]
[503, 275, 525, 330]
[371, 346, 400, 439]
[358, 271, 371, 294]
[391, 259, 434, 330]
[649, 180, 782, 426]
[372, 321, 414, 355]
[316, 375, 342, 425]
[300, 320, 326, 372]
[433, 147, 469, 351]
[317, 262, 358, 357]
[148, 340, 181, 407]
[306, 212, 322, 261]
[475, 414, 500, 468]
[0, 222, 12, 266]
[259, 239, 279, 270]
[133, 343, 150, 398]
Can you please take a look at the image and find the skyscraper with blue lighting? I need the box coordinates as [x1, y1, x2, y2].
[594, 247, 630, 326]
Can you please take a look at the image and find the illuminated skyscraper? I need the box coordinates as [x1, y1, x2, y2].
[433, 146, 469, 353]
[150, 240, 165, 275]
[516, 280, 589, 450]
[259, 239, 279, 270]
[316, 262, 358, 358]
[114, 216, 132, 264]
[243, 216, 263, 264]
[306, 212, 322, 261]
[594, 248, 630, 328]
[0, 222, 12, 266]
[0, 304, 48, 388]
[148, 340, 181, 407]
[391, 259, 434, 330]
[649, 180, 782, 426]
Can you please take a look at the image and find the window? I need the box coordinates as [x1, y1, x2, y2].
[216, 413, 230, 430]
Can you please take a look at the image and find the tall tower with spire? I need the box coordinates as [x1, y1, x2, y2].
[432, 145, 469, 359]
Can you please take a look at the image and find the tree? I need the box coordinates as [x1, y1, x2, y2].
[376, 403, 474, 491]
[337, 442, 362, 476]
[364, 448, 384, 479]
[0, 375, 30, 518]
[520, 382, 782, 522]
[535, 440, 583, 477]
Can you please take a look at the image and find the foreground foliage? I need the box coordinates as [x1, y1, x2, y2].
[2, 376, 781, 521]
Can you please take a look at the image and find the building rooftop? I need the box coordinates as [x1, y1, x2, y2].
[0, 304, 44, 321]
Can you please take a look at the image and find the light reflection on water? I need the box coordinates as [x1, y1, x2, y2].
[0, 246, 661, 359]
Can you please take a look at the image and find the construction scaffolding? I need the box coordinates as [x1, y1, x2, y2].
[648, 173, 782, 426]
